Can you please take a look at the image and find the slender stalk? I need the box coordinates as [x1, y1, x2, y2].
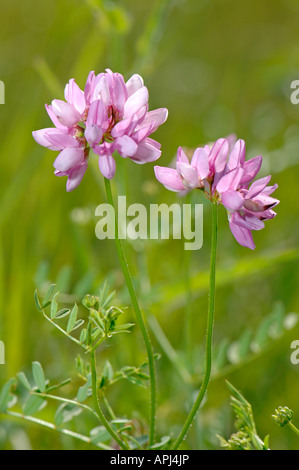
[4, 410, 113, 450]
[30, 391, 99, 420]
[90, 348, 129, 450]
[42, 311, 87, 350]
[103, 395, 117, 421]
[102, 394, 130, 449]
[104, 177, 156, 446]
[173, 202, 218, 450]
[288, 421, 299, 437]
[183, 192, 193, 365]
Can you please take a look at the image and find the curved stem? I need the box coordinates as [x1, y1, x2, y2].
[31, 391, 99, 420]
[173, 202, 218, 450]
[90, 348, 129, 450]
[288, 421, 299, 437]
[104, 178, 156, 447]
[183, 192, 193, 366]
[102, 394, 130, 449]
[4, 410, 113, 450]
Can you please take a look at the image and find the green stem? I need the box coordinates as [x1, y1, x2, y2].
[183, 192, 193, 366]
[102, 394, 130, 449]
[104, 177, 156, 447]
[288, 421, 299, 437]
[173, 202, 218, 450]
[90, 348, 129, 450]
[31, 391, 99, 420]
[4, 410, 113, 450]
[42, 311, 87, 350]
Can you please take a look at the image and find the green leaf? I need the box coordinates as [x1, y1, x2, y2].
[252, 315, 275, 351]
[50, 291, 59, 319]
[264, 435, 270, 450]
[76, 355, 86, 377]
[110, 418, 131, 425]
[101, 291, 115, 309]
[90, 425, 111, 444]
[34, 290, 42, 312]
[136, 372, 150, 380]
[32, 361, 46, 393]
[226, 381, 250, 408]
[54, 402, 82, 426]
[99, 361, 114, 389]
[67, 304, 78, 333]
[103, 361, 114, 381]
[46, 378, 71, 393]
[214, 338, 229, 371]
[55, 265, 72, 292]
[237, 329, 253, 360]
[91, 328, 102, 343]
[71, 319, 85, 332]
[77, 374, 92, 403]
[55, 308, 71, 319]
[113, 323, 134, 332]
[79, 328, 87, 344]
[17, 372, 31, 391]
[23, 395, 46, 416]
[42, 283, 56, 308]
[0, 379, 16, 412]
[150, 435, 171, 450]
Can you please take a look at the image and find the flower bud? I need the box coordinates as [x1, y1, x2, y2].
[272, 406, 293, 427]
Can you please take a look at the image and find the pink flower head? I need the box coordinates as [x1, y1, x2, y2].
[154, 138, 230, 192]
[84, 69, 168, 179]
[33, 70, 168, 190]
[154, 137, 279, 249]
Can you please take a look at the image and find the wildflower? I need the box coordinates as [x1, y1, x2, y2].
[215, 141, 279, 249]
[154, 138, 279, 249]
[154, 138, 229, 192]
[33, 70, 168, 190]
[272, 406, 294, 427]
[84, 69, 168, 179]
[33, 77, 91, 191]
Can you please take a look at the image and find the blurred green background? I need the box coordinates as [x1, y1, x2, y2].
[1, 0, 299, 450]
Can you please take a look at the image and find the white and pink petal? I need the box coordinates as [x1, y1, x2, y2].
[98, 154, 116, 180]
[66, 161, 88, 192]
[53, 147, 85, 172]
[154, 166, 185, 192]
[130, 138, 161, 164]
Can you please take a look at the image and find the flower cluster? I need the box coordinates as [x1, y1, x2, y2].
[33, 68, 279, 249]
[33, 69, 168, 191]
[154, 138, 279, 249]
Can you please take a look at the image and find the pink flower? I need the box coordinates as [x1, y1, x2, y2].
[84, 69, 168, 179]
[33, 70, 168, 190]
[154, 138, 229, 192]
[217, 172, 279, 249]
[32, 77, 92, 191]
[154, 137, 279, 249]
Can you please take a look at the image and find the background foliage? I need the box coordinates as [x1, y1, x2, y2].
[0, 0, 299, 449]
